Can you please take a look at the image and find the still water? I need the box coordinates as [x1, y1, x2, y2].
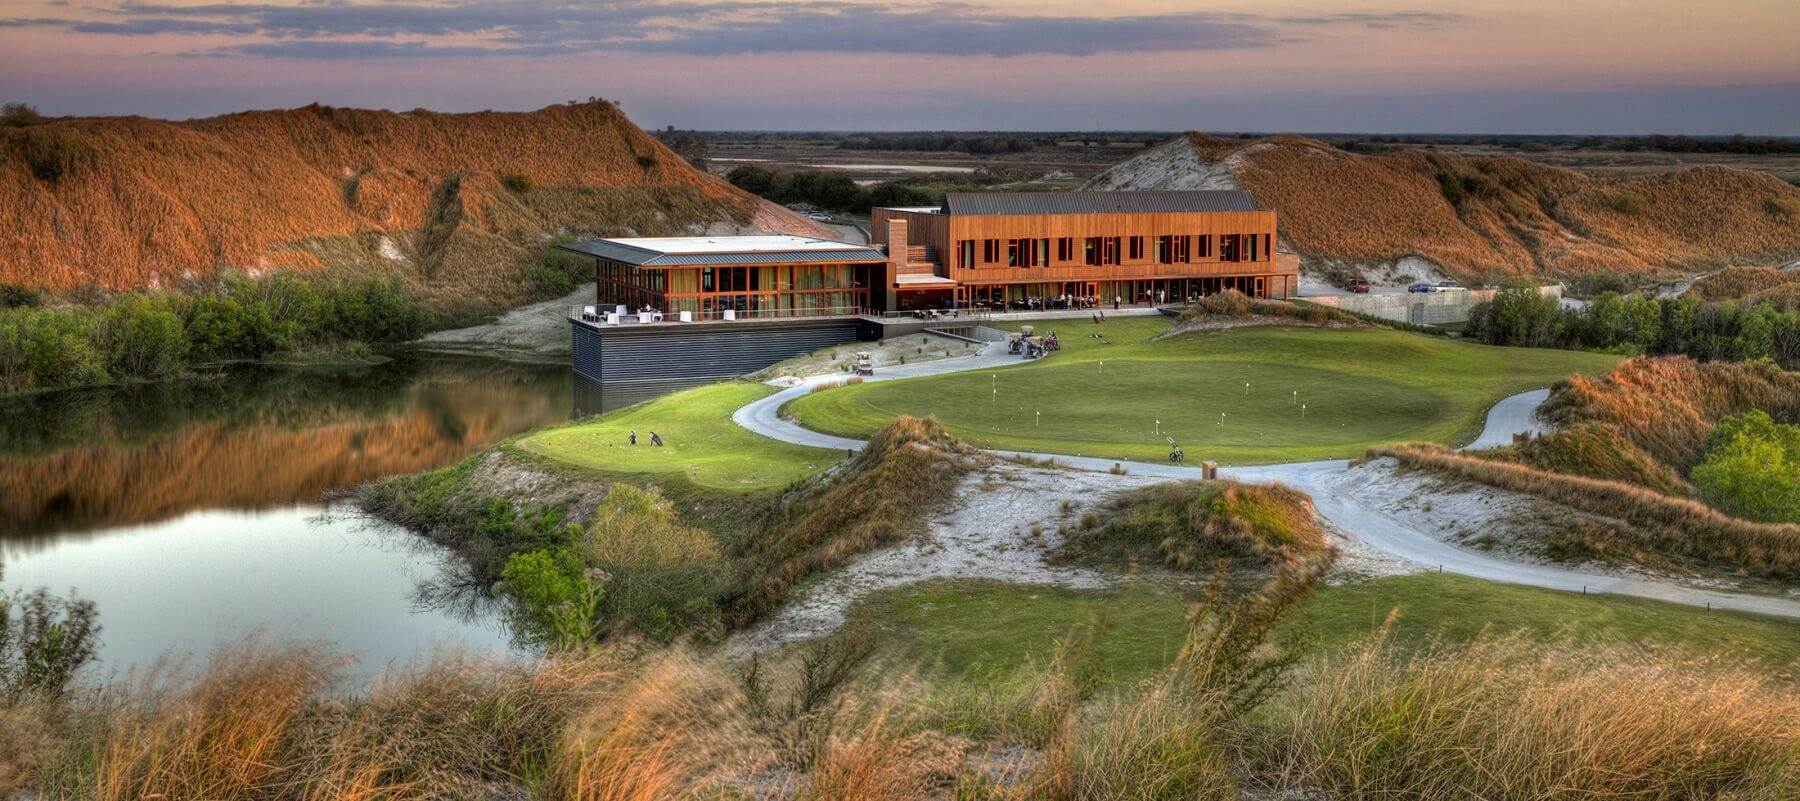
[0, 355, 622, 678]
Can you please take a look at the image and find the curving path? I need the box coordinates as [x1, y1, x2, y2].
[733, 342, 1800, 620]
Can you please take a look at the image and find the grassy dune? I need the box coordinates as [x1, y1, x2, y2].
[787, 318, 1618, 464]
[0, 102, 830, 310]
[518, 382, 838, 491]
[1184, 133, 1800, 279]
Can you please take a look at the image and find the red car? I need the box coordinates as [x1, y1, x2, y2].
[1347, 279, 1371, 293]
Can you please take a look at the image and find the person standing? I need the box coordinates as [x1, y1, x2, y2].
[1113, 294, 1121, 310]
[650, 432, 664, 447]
[629, 430, 638, 446]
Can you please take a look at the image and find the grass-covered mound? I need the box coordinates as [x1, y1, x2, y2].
[1384, 356, 1800, 578]
[518, 381, 837, 492]
[366, 414, 975, 643]
[785, 317, 1617, 465]
[1060, 480, 1331, 570]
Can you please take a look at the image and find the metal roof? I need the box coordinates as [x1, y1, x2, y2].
[939, 190, 1258, 216]
[558, 236, 887, 267]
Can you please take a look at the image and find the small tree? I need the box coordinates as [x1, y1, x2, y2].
[1, 570, 101, 703]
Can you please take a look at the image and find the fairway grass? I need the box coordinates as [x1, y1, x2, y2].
[517, 381, 838, 492]
[845, 574, 1800, 686]
[786, 319, 1620, 465]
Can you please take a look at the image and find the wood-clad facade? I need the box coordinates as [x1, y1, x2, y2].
[872, 193, 1292, 310]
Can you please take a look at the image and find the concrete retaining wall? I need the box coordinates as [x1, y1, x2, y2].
[1305, 285, 1563, 325]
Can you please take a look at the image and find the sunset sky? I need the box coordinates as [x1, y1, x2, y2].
[2, 0, 1796, 133]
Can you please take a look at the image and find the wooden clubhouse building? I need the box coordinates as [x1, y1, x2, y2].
[562, 190, 1292, 381]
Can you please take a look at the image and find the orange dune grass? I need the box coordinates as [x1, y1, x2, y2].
[1538, 356, 1800, 469]
[1375, 441, 1800, 580]
[0, 102, 830, 293]
[1688, 265, 1800, 306]
[1187, 133, 1800, 280]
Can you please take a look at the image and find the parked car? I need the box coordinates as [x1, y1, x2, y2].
[1408, 282, 1438, 293]
[1436, 280, 1462, 290]
[1346, 279, 1371, 293]
[806, 211, 832, 221]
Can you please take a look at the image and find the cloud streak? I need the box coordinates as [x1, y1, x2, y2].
[0, 1, 1468, 59]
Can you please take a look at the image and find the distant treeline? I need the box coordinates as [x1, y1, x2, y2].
[837, 134, 1046, 154]
[1467, 285, 1800, 369]
[1330, 133, 1800, 156]
[0, 271, 425, 395]
[725, 165, 940, 213]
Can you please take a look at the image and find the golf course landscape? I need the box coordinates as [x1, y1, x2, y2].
[516, 381, 836, 491]
[785, 316, 1621, 464]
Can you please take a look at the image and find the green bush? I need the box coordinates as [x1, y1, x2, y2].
[0, 102, 44, 128]
[499, 547, 604, 650]
[1692, 410, 1800, 523]
[0, 270, 427, 395]
[524, 242, 590, 298]
[500, 172, 533, 193]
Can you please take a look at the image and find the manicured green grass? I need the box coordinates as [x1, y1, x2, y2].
[845, 574, 1800, 686]
[787, 319, 1620, 465]
[517, 381, 838, 492]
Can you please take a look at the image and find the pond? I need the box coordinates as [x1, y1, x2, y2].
[0, 354, 587, 679]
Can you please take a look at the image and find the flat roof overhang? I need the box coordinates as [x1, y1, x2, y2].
[557, 236, 887, 268]
[895, 275, 958, 289]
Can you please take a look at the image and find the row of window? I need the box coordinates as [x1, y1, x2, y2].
[955, 234, 1267, 269]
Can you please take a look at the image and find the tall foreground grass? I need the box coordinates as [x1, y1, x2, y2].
[1263, 632, 1800, 800]
[6, 617, 1796, 799]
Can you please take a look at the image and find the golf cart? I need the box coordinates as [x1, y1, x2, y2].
[853, 351, 875, 376]
[1165, 436, 1185, 463]
[1008, 325, 1037, 356]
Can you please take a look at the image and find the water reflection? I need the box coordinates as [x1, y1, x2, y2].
[0, 355, 571, 543]
[0, 503, 517, 678]
[0, 355, 713, 677]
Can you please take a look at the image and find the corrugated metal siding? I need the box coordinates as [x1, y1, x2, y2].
[943, 190, 1257, 216]
[570, 319, 863, 382]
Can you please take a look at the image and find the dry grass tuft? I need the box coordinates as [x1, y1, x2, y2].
[1062, 480, 1332, 570]
[731, 415, 976, 625]
[1263, 633, 1800, 801]
[1688, 265, 1800, 305]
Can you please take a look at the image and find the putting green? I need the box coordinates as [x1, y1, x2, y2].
[786, 320, 1619, 465]
[517, 382, 837, 492]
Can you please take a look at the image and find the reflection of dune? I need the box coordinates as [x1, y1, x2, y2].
[0, 378, 566, 545]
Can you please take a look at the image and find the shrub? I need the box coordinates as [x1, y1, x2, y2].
[500, 172, 533, 193]
[499, 547, 604, 650]
[1692, 410, 1800, 523]
[1603, 191, 1648, 213]
[0, 102, 44, 127]
[0, 284, 40, 309]
[525, 242, 590, 298]
[97, 294, 184, 379]
[0, 576, 100, 703]
[576, 485, 729, 640]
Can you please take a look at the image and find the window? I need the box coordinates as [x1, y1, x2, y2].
[1128, 236, 1145, 261]
[1084, 237, 1100, 266]
[1195, 235, 1212, 259]
[959, 240, 975, 269]
[1056, 237, 1074, 262]
[983, 239, 1001, 264]
[1037, 238, 1050, 267]
[1103, 237, 1121, 265]
[701, 267, 715, 292]
[1007, 238, 1020, 267]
